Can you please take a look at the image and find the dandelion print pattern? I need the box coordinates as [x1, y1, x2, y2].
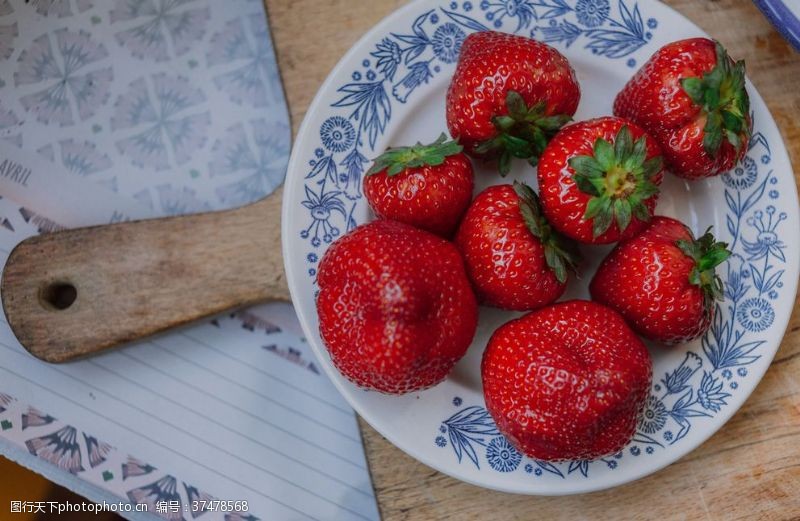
[38, 139, 113, 176]
[112, 73, 210, 170]
[15, 29, 112, 126]
[111, 0, 210, 62]
[638, 396, 668, 434]
[127, 475, 183, 521]
[485, 437, 521, 472]
[431, 23, 465, 64]
[156, 184, 211, 215]
[21, 407, 55, 430]
[0, 103, 22, 147]
[0, 22, 17, 60]
[208, 15, 283, 107]
[0, 392, 13, 413]
[575, 0, 611, 27]
[33, 0, 94, 17]
[184, 483, 215, 516]
[209, 119, 290, 205]
[25, 426, 85, 474]
[736, 297, 775, 332]
[723, 156, 758, 190]
[122, 456, 157, 480]
[83, 434, 113, 468]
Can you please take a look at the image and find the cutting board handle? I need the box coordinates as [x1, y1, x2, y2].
[1, 191, 289, 363]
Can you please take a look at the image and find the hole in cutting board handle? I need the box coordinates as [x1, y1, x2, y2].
[40, 282, 77, 310]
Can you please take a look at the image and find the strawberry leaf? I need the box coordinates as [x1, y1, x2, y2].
[513, 181, 581, 283]
[477, 90, 573, 175]
[679, 40, 750, 157]
[676, 227, 731, 304]
[367, 133, 463, 176]
[570, 125, 663, 237]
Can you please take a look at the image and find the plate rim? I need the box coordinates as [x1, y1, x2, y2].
[282, 0, 800, 495]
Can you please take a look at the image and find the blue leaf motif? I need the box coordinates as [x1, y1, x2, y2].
[749, 131, 770, 154]
[632, 431, 664, 448]
[305, 155, 338, 186]
[583, 0, 647, 58]
[726, 214, 736, 237]
[534, 460, 565, 478]
[540, 20, 582, 47]
[441, 9, 490, 32]
[443, 406, 501, 437]
[442, 406, 501, 469]
[669, 414, 691, 444]
[672, 388, 693, 412]
[536, 0, 572, 20]
[740, 173, 770, 215]
[567, 460, 589, 477]
[332, 81, 391, 149]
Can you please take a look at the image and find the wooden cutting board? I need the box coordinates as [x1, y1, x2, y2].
[263, 0, 800, 519]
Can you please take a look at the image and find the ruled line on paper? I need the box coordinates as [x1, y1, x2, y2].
[115, 349, 368, 471]
[91, 352, 373, 493]
[182, 327, 352, 415]
[150, 337, 361, 443]
[0, 364, 319, 521]
[0, 342, 377, 521]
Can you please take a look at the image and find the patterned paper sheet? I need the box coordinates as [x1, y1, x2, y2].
[0, 1, 380, 519]
[0, 0, 290, 215]
[0, 152, 379, 521]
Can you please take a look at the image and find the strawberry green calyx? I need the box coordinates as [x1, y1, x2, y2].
[476, 91, 572, 176]
[676, 227, 732, 305]
[513, 181, 581, 284]
[366, 133, 463, 176]
[680, 40, 750, 157]
[568, 125, 662, 238]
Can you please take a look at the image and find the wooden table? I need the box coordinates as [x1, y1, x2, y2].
[265, 0, 800, 519]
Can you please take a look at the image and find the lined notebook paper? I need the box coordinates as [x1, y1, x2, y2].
[0, 162, 379, 520]
[0, 0, 380, 513]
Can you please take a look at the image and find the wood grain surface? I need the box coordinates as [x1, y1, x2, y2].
[1, 193, 287, 362]
[265, 1, 800, 519]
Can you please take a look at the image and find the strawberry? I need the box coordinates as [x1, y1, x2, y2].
[316, 220, 478, 394]
[537, 116, 664, 244]
[446, 31, 580, 175]
[363, 134, 474, 237]
[590, 216, 731, 344]
[482, 300, 652, 461]
[455, 182, 580, 311]
[614, 38, 750, 179]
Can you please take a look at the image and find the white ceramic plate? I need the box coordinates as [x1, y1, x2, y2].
[282, 0, 799, 494]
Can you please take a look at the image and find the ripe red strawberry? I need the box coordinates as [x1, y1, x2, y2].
[590, 216, 731, 344]
[363, 134, 474, 237]
[446, 31, 580, 175]
[316, 220, 478, 394]
[482, 300, 652, 461]
[455, 182, 580, 311]
[614, 38, 751, 179]
[537, 116, 664, 244]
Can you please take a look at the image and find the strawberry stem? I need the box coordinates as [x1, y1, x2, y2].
[513, 181, 581, 283]
[568, 125, 662, 238]
[675, 227, 731, 306]
[679, 40, 750, 157]
[475, 90, 572, 176]
[366, 133, 463, 176]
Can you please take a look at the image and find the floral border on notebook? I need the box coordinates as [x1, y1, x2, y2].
[0, 391, 259, 521]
